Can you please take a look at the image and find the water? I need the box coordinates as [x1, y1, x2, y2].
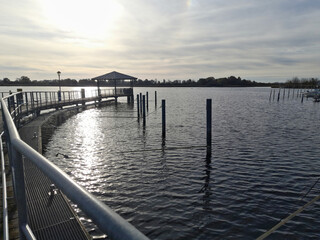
[43, 87, 320, 239]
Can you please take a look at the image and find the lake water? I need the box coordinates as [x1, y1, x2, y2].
[42, 87, 320, 239]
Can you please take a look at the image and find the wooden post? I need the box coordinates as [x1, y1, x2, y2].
[206, 99, 212, 151]
[143, 95, 146, 127]
[292, 89, 295, 99]
[269, 88, 272, 101]
[288, 88, 290, 99]
[155, 91, 157, 107]
[146, 91, 149, 112]
[301, 94, 304, 103]
[273, 89, 275, 101]
[277, 88, 280, 102]
[139, 93, 142, 114]
[137, 94, 140, 119]
[162, 99, 166, 138]
[283, 88, 285, 100]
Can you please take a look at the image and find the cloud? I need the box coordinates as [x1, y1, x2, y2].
[0, 0, 319, 82]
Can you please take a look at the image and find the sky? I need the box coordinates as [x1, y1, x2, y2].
[0, 0, 319, 82]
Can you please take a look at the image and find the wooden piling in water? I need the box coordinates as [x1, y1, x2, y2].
[162, 99, 166, 138]
[143, 95, 146, 127]
[146, 92, 149, 112]
[273, 89, 275, 101]
[137, 94, 140, 119]
[269, 89, 272, 101]
[155, 91, 157, 107]
[277, 88, 280, 102]
[206, 99, 212, 152]
[139, 93, 142, 114]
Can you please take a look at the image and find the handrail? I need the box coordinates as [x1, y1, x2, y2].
[0, 89, 147, 240]
[1, 132, 9, 240]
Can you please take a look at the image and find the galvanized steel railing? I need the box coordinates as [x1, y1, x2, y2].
[1, 132, 9, 240]
[0, 89, 147, 240]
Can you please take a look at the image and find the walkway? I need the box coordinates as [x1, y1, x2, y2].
[1, 89, 146, 240]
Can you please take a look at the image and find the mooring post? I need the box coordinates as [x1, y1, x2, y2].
[143, 95, 146, 127]
[139, 93, 142, 114]
[137, 94, 140, 119]
[162, 99, 166, 138]
[288, 88, 290, 99]
[283, 88, 285, 100]
[269, 88, 272, 101]
[301, 94, 304, 103]
[206, 99, 212, 152]
[146, 91, 149, 112]
[273, 89, 275, 101]
[155, 91, 157, 107]
[277, 88, 280, 102]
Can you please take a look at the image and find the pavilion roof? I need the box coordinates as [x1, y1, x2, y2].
[92, 71, 137, 81]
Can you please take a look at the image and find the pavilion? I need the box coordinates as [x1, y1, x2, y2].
[92, 71, 137, 101]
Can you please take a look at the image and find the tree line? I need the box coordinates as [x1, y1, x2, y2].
[1, 76, 319, 88]
[0, 75, 269, 87]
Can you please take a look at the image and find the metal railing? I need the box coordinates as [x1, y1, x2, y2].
[0, 90, 147, 240]
[3, 88, 133, 126]
[1, 132, 9, 240]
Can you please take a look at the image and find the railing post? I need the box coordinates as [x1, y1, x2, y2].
[81, 89, 85, 106]
[36, 92, 39, 107]
[25, 92, 29, 115]
[30, 92, 34, 110]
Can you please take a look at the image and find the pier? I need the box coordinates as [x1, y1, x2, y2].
[0, 88, 149, 240]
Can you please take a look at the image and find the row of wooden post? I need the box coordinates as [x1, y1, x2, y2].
[136, 91, 158, 127]
[136, 92, 212, 152]
[269, 88, 307, 102]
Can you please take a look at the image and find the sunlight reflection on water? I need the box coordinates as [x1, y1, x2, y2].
[45, 87, 320, 240]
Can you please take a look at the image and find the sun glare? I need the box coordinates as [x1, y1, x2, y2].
[42, 0, 123, 40]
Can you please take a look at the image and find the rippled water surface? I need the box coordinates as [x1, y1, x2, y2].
[44, 87, 320, 239]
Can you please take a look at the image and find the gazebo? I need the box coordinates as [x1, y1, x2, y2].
[92, 71, 137, 101]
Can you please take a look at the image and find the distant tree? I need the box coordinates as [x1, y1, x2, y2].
[17, 76, 31, 84]
[3, 77, 10, 83]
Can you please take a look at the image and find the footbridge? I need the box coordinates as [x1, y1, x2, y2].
[0, 88, 149, 240]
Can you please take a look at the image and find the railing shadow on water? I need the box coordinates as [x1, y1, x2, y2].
[1, 89, 148, 240]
